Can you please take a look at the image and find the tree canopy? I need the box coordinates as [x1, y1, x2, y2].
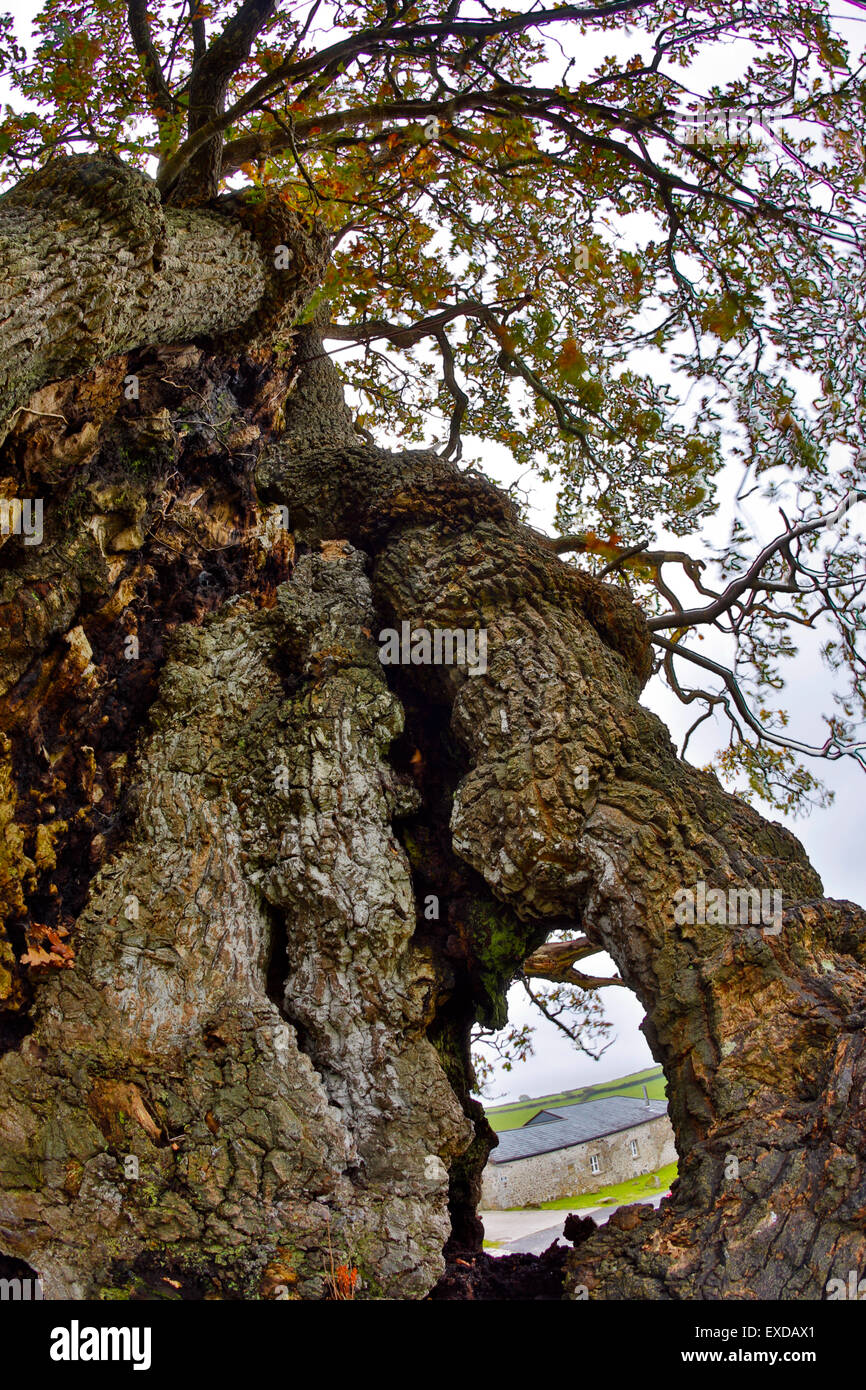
[2, 0, 865, 810]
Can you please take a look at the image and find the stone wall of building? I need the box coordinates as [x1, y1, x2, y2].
[480, 1114, 677, 1210]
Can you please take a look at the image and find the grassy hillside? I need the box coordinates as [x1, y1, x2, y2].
[484, 1065, 667, 1133]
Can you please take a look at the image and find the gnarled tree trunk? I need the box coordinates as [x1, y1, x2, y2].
[0, 159, 864, 1300]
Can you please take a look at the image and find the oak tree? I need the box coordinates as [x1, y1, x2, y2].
[0, 0, 864, 1299]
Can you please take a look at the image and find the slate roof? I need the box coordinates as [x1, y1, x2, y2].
[488, 1097, 669, 1164]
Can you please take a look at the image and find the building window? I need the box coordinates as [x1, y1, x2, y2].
[590, 1154, 600, 1174]
[630, 1139, 639, 1158]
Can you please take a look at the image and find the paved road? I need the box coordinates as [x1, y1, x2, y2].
[482, 1192, 669, 1257]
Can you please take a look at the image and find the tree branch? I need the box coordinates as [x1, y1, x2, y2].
[166, 0, 279, 200]
[653, 632, 866, 767]
[519, 979, 615, 1056]
[323, 299, 590, 449]
[647, 494, 866, 632]
[523, 937, 625, 988]
[127, 0, 179, 117]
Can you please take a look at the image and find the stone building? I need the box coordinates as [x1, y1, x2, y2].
[480, 1095, 676, 1209]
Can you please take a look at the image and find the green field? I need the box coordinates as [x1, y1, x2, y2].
[485, 1065, 667, 1133]
[533, 1161, 678, 1212]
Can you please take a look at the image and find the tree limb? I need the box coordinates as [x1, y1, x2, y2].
[523, 937, 625, 988]
[647, 496, 865, 632]
[127, 0, 179, 118]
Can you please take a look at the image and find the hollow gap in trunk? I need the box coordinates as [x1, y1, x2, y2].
[0, 1252, 42, 1295]
[0, 1001, 32, 1054]
[382, 669, 554, 1269]
[259, 895, 292, 1023]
